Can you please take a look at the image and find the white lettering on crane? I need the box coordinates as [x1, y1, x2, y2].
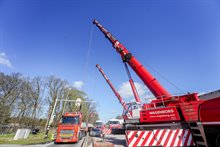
[149, 109, 174, 115]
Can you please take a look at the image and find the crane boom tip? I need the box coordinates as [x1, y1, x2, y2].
[93, 19, 98, 24]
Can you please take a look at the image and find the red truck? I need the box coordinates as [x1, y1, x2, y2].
[108, 118, 125, 134]
[54, 112, 87, 143]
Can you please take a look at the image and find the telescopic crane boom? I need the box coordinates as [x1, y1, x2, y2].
[93, 20, 172, 99]
[96, 64, 127, 110]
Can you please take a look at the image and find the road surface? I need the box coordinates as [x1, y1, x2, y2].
[46, 137, 85, 147]
[91, 134, 126, 147]
[0, 134, 126, 147]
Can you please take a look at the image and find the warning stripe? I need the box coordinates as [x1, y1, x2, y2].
[174, 129, 183, 146]
[170, 129, 179, 147]
[184, 130, 190, 146]
[163, 130, 173, 146]
[160, 129, 169, 145]
[126, 129, 194, 147]
[102, 129, 111, 135]
[141, 131, 151, 146]
[149, 129, 160, 145]
[156, 129, 167, 146]
[138, 131, 151, 146]
[132, 131, 145, 147]
[154, 129, 163, 146]
[129, 131, 137, 145]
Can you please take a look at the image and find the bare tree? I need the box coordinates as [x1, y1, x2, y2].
[82, 98, 99, 124]
[64, 88, 86, 112]
[15, 78, 34, 125]
[0, 72, 100, 131]
[0, 72, 22, 124]
[46, 76, 67, 125]
[29, 77, 46, 127]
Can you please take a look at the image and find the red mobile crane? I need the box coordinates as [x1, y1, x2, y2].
[96, 64, 127, 110]
[96, 64, 141, 121]
[93, 20, 220, 147]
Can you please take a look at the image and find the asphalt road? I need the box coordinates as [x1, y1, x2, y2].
[0, 135, 126, 147]
[91, 134, 126, 147]
[46, 138, 85, 147]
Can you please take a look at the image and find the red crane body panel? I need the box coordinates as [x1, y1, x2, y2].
[199, 97, 220, 123]
[140, 107, 180, 122]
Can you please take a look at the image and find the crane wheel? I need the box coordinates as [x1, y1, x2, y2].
[216, 134, 220, 147]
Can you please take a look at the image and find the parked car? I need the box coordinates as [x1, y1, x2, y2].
[89, 128, 102, 137]
[31, 128, 40, 134]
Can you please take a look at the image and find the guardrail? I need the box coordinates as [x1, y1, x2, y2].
[81, 133, 89, 147]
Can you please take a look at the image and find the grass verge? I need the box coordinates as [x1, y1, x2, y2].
[0, 132, 53, 145]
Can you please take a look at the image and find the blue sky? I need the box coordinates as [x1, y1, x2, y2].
[0, 0, 219, 122]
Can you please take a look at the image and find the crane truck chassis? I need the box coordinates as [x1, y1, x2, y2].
[93, 19, 220, 147]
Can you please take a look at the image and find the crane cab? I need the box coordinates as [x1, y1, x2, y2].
[122, 102, 141, 123]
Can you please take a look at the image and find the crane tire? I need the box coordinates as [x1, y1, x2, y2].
[216, 134, 220, 147]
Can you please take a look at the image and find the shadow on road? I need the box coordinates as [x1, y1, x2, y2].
[104, 136, 126, 146]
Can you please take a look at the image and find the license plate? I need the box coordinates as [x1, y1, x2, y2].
[60, 134, 72, 137]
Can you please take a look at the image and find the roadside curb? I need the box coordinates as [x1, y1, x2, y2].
[25, 141, 53, 145]
[93, 140, 114, 147]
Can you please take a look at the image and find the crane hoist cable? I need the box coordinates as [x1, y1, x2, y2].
[83, 25, 94, 92]
[144, 63, 185, 94]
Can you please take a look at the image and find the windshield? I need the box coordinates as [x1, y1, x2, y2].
[61, 116, 79, 124]
[109, 121, 119, 124]
[92, 128, 101, 132]
[95, 122, 103, 127]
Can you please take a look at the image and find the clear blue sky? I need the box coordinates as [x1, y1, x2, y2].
[0, 0, 219, 122]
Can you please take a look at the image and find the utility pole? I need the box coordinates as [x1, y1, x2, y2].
[44, 98, 58, 139]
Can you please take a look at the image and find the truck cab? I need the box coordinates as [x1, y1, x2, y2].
[108, 118, 125, 134]
[54, 112, 85, 143]
[95, 120, 103, 128]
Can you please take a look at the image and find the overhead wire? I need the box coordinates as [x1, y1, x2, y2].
[83, 25, 94, 93]
[144, 63, 185, 95]
[87, 25, 98, 101]
[85, 25, 94, 82]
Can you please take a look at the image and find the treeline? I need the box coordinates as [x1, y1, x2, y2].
[0, 72, 99, 128]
